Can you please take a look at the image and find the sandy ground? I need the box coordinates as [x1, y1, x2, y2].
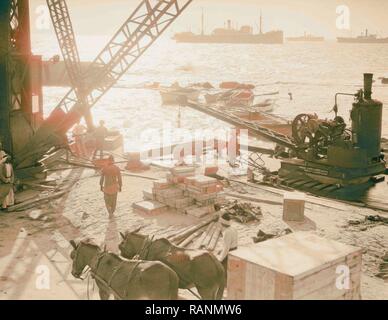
[0, 165, 387, 300]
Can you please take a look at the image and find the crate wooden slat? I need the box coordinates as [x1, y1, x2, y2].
[228, 232, 362, 300]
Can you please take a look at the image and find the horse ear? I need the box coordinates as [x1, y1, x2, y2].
[69, 240, 77, 249]
[120, 232, 125, 239]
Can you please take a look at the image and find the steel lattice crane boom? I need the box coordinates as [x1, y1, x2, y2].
[46, 0, 94, 129]
[16, 0, 193, 168]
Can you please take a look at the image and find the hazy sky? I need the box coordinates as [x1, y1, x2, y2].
[30, 0, 388, 38]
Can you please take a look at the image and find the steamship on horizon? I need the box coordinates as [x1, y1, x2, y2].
[286, 32, 324, 42]
[337, 29, 388, 43]
[173, 12, 284, 44]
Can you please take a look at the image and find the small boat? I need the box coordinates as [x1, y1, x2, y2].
[251, 99, 274, 112]
[219, 81, 255, 90]
[159, 87, 200, 104]
[224, 90, 255, 107]
[381, 78, 388, 84]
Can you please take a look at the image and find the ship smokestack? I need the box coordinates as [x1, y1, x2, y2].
[364, 73, 373, 100]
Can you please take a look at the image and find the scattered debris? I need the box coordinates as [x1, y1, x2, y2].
[252, 228, 293, 243]
[221, 200, 262, 224]
[347, 214, 388, 230]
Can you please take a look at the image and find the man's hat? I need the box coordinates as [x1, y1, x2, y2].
[220, 213, 231, 227]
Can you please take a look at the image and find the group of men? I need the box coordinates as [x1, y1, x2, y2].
[72, 120, 109, 160]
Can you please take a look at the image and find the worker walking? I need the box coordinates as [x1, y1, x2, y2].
[0, 156, 15, 210]
[216, 212, 238, 280]
[93, 120, 108, 160]
[100, 155, 122, 218]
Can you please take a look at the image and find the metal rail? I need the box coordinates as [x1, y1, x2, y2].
[16, 0, 193, 167]
[186, 100, 297, 150]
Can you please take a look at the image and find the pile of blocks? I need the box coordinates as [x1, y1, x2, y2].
[134, 166, 226, 217]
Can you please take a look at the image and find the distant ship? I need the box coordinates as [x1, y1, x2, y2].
[173, 12, 284, 44]
[337, 29, 388, 43]
[286, 32, 324, 42]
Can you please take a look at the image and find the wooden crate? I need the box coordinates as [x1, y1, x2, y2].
[283, 192, 305, 222]
[228, 232, 362, 300]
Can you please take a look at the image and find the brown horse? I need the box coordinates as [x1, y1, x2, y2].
[118, 232, 225, 300]
[69, 240, 179, 300]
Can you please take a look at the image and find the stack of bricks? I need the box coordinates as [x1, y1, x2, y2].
[135, 166, 226, 217]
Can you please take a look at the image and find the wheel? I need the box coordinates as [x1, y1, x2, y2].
[292, 114, 316, 145]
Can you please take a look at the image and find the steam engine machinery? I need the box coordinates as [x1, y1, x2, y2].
[279, 73, 386, 193]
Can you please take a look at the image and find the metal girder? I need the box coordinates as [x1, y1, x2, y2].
[46, 0, 93, 128]
[16, 0, 193, 167]
[46, 0, 82, 89]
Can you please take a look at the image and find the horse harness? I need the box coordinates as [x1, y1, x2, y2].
[74, 245, 140, 300]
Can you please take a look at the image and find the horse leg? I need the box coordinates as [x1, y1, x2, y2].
[96, 281, 110, 300]
[196, 286, 219, 300]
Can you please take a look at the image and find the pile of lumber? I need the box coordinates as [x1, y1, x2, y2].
[221, 200, 262, 223]
[134, 166, 226, 217]
[156, 216, 224, 252]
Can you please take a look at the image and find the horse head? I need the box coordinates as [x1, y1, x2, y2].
[69, 239, 100, 279]
[118, 231, 148, 259]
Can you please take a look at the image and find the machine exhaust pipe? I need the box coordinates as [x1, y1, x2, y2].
[364, 73, 373, 100]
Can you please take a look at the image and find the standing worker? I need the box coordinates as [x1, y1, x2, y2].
[72, 122, 87, 158]
[0, 156, 15, 210]
[216, 212, 238, 279]
[93, 120, 108, 160]
[100, 155, 122, 218]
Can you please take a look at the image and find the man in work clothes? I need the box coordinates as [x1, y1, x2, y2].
[216, 212, 238, 280]
[100, 155, 122, 217]
[93, 120, 108, 160]
[72, 122, 88, 158]
[0, 156, 15, 210]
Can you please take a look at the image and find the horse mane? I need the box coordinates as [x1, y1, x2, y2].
[80, 239, 102, 251]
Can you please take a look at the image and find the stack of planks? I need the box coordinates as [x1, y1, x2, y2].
[155, 215, 224, 253]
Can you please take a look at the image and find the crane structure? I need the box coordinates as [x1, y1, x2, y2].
[15, 0, 193, 168]
[46, 0, 93, 129]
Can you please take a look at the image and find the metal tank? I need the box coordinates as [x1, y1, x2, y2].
[351, 73, 383, 160]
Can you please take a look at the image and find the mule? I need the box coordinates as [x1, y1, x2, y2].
[69, 239, 179, 300]
[118, 232, 225, 300]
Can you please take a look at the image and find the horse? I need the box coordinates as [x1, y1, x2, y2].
[69, 239, 179, 300]
[118, 232, 225, 300]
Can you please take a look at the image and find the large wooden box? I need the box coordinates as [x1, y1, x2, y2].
[228, 232, 362, 300]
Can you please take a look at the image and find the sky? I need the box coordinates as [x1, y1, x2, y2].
[30, 0, 388, 39]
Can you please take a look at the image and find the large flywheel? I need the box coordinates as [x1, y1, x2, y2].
[292, 113, 317, 146]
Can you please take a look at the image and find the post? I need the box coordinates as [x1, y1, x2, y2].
[363, 73, 373, 100]
[0, 1, 12, 152]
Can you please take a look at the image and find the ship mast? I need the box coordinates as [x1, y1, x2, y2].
[201, 8, 204, 35]
[259, 10, 263, 34]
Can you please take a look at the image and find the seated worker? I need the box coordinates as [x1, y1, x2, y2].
[216, 212, 238, 277]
